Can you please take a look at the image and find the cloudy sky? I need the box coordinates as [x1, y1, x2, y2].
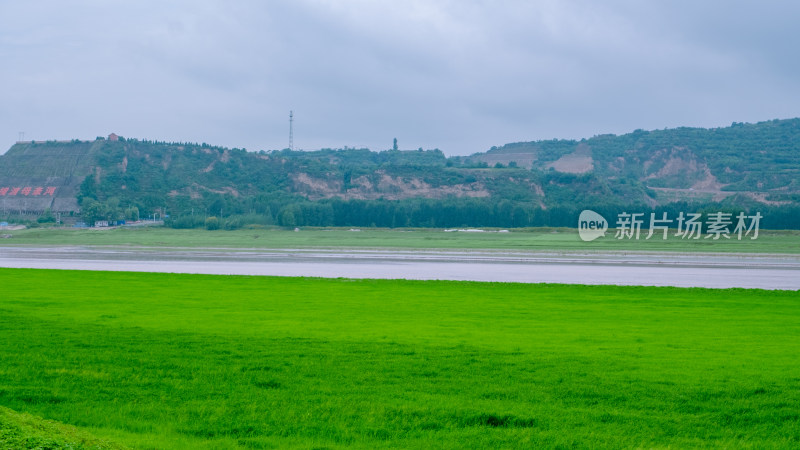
[1, 1, 799, 155]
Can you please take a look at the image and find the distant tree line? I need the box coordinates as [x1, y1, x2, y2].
[152, 197, 800, 230]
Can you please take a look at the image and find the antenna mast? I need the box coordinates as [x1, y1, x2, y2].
[289, 110, 294, 151]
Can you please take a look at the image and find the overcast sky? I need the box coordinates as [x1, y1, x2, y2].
[1, 1, 799, 155]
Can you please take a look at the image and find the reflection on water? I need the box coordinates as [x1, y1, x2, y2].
[1, 246, 799, 290]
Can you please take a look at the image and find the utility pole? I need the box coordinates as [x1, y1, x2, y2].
[289, 110, 294, 151]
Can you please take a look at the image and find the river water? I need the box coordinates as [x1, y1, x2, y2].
[1, 246, 799, 290]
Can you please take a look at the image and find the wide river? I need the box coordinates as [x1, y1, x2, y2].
[1, 246, 799, 290]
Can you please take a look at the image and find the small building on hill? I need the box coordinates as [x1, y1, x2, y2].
[108, 133, 119, 141]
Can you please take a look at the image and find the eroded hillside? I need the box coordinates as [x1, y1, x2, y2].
[1, 119, 798, 228]
[467, 119, 799, 207]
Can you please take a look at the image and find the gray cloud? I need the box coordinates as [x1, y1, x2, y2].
[1, 0, 799, 155]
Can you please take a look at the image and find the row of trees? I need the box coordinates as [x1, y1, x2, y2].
[79, 198, 139, 224]
[152, 197, 800, 230]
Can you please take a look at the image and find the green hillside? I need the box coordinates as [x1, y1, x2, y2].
[1, 119, 799, 229]
[468, 119, 799, 202]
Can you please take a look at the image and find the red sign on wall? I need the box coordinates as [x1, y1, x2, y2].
[0, 186, 57, 196]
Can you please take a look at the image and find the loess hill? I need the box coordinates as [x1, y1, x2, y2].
[0, 119, 798, 226]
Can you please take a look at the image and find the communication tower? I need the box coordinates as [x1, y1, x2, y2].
[289, 111, 294, 151]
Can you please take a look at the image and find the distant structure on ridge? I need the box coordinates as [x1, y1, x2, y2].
[289, 110, 294, 151]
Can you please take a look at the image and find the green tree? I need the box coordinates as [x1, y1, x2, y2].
[125, 206, 140, 221]
[80, 199, 106, 224]
[205, 216, 220, 230]
[223, 216, 243, 230]
[278, 205, 298, 227]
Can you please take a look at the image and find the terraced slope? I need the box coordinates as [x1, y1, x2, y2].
[0, 140, 99, 214]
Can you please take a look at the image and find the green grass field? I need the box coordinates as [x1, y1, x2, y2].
[1, 268, 799, 448]
[0, 405, 128, 449]
[3, 226, 800, 253]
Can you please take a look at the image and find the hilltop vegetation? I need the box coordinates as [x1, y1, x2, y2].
[470, 120, 799, 193]
[1, 119, 799, 228]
